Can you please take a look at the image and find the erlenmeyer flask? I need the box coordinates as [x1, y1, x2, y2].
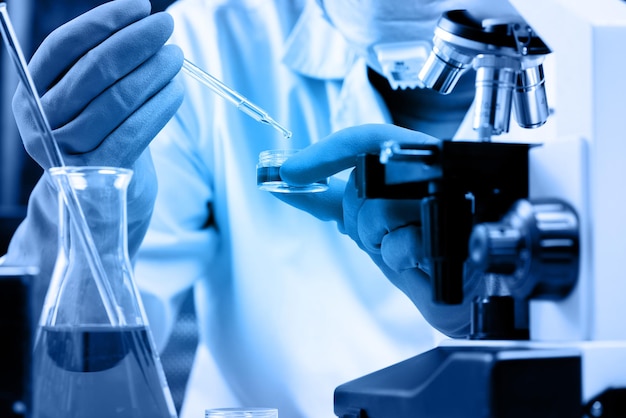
[32, 166, 177, 418]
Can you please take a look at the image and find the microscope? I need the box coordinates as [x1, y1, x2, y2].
[334, 1, 626, 417]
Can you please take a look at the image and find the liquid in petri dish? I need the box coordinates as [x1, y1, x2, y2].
[32, 325, 175, 418]
[256, 149, 328, 193]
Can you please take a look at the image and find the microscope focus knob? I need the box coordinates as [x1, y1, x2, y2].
[469, 199, 579, 300]
[469, 221, 522, 276]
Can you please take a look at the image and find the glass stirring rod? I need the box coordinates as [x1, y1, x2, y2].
[182, 59, 292, 139]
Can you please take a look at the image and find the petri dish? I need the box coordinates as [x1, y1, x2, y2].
[205, 408, 278, 417]
[256, 149, 329, 193]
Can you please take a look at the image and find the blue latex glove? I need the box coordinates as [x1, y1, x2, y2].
[12, 0, 183, 243]
[4, 0, 184, 308]
[13, 0, 183, 169]
[276, 124, 478, 337]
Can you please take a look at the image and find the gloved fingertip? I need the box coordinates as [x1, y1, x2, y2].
[279, 166, 313, 187]
[162, 44, 185, 71]
[380, 226, 422, 273]
[150, 10, 176, 38]
[121, 0, 152, 16]
[139, 0, 153, 13]
[278, 163, 298, 184]
[279, 151, 321, 185]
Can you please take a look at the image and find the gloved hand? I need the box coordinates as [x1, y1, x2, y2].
[13, 0, 184, 248]
[13, 0, 183, 170]
[275, 124, 475, 337]
[4, 0, 183, 289]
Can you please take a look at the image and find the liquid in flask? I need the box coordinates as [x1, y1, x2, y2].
[31, 167, 177, 418]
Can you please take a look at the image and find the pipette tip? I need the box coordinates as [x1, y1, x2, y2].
[266, 119, 292, 139]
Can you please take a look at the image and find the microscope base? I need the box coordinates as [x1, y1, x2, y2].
[334, 345, 582, 418]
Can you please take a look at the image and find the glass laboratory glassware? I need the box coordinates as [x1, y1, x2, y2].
[205, 408, 278, 418]
[256, 149, 328, 193]
[31, 167, 177, 418]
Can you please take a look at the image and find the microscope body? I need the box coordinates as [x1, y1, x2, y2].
[517, 0, 626, 406]
[335, 1, 626, 416]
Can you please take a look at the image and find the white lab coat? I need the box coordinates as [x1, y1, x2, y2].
[134, 1, 436, 417]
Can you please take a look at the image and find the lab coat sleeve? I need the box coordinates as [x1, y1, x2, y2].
[133, 83, 218, 351]
[2, 176, 61, 312]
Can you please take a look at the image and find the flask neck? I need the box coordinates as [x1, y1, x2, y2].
[59, 184, 128, 262]
[55, 167, 131, 266]
[46, 166, 138, 328]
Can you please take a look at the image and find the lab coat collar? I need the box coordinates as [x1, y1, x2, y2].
[331, 59, 391, 131]
[281, 0, 357, 80]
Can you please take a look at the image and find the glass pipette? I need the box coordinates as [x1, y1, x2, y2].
[182, 59, 292, 139]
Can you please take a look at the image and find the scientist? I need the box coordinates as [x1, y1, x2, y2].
[3, 0, 521, 417]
